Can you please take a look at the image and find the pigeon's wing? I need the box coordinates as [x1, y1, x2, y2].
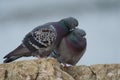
[22, 24, 57, 57]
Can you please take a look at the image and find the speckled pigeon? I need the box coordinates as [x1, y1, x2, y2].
[49, 28, 87, 65]
[3, 17, 78, 63]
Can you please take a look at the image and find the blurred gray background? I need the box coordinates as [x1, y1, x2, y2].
[0, 0, 120, 65]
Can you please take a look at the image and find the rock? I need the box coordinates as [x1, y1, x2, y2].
[63, 64, 120, 80]
[62, 65, 96, 80]
[0, 58, 120, 80]
[0, 58, 74, 80]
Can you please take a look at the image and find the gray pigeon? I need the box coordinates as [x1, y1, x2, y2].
[3, 17, 78, 63]
[50, 28, 87, 65]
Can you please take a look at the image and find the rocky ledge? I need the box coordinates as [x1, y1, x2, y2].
[0, 58, 120, 80]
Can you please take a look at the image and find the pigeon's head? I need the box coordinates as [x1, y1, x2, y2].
[60, 17, 78, 30]
[73, 28, 86, 38]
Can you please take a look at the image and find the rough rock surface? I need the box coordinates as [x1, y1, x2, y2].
[0, 58, 120, 80]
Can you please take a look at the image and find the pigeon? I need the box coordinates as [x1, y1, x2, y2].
[49, 28, 87, 65]
[3, 17, 78, 63]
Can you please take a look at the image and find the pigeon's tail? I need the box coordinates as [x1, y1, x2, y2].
[3, 44, 31, 63]
[3, 56, 22, 63]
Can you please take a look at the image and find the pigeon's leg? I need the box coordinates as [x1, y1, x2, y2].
[61, 63, 68, 68]
[63, 64, 68, 68]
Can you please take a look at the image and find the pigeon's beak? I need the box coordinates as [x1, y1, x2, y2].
[83, 35, 86, 39]
[83, 33, 87, 39]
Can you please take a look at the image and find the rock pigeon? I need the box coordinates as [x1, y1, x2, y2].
[3, 17, 78, 63]
[49, 28, 87, 65]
